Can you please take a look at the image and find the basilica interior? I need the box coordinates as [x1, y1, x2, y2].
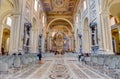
[0, 0, 120, 79]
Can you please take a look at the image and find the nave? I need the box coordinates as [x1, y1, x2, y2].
[0, 53, 114, 79]
[0, 0, 120, 79]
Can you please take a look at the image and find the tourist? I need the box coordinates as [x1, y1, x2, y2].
[78, 53, 82, 62]
[37, 53, 42, 61]
[1, 47, 5, 55]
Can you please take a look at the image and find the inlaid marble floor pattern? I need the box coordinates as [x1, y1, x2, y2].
[11, 55, 113, 79]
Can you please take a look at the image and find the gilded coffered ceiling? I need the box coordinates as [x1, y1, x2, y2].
[42, 0, 79, 22]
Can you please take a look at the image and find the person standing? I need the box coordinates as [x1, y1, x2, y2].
[78, 53, 81, 62]
[1, 47, 5, 55]
[37, 52, 42, 61]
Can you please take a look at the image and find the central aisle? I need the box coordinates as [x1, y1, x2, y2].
[14, 54, 113, 79]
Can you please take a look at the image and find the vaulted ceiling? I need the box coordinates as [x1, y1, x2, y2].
[42, 0, 79, 23]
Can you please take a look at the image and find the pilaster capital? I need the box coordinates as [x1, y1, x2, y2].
[46, 32, 49, 34]
[100, 10, 110, 15]
[46, 32, 49, 37]
[71, 32, 74, 35]
[11, 12, 21, 16]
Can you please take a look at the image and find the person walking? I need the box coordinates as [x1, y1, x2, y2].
[78, 53, 82, 62]
[37, 53, 42, 61]
[37, 52, 43, 64]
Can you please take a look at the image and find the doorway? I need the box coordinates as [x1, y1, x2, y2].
[1, 28, 10, 55]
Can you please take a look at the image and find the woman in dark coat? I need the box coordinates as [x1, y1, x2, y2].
[37, 53, 42, 61]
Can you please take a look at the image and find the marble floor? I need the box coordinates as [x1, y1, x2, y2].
[9, 54, 113, 79]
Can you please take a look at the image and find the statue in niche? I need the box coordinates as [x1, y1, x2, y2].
[25, 27, 30, 46]
[24, 23, 31, 46]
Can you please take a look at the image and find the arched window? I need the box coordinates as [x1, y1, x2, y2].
[42, 15, 45, 23]
[83, 0, 87, 11]
[76, 15, 79, 23]
[38, 2, 41, 9]
[6, 17, 12, 26]
[34, 0, 38, 11]
[42, 15, 45, 27]
[110, 16, 116, 26]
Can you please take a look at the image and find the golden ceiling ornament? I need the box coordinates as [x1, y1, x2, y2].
[53, 0, 65, 8]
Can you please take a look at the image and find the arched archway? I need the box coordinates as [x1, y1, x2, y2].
[110, 15, 120, 54]
[0, 0, 21, 54]
[109, 1, 120, 21]
[46, 18, 74, 53]
[1, 28, 10, 55]
[108, 1, 120, 54]
[83, 18, 90, 53]
[46, 18, 74, 32]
